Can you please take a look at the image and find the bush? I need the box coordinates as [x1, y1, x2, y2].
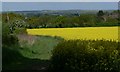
[14, 28, 27, 34]
[2, 23, 19, 46]
[2, 34, 19, 46]
[51, 40, 120, 72]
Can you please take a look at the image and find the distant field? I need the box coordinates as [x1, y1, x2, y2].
[27, 27, 119, 41]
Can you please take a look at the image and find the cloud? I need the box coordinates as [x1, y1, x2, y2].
[1, 0, 119, 2]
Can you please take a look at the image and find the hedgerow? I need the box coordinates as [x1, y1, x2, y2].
[51, 40, 120, 72]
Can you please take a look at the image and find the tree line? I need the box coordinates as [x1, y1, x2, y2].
[2, 10, 119, 30]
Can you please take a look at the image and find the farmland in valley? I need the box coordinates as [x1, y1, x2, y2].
[27, 26, 119, 41]
[2, 7, 120, 71]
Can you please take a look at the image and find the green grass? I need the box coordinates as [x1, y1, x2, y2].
[3, 35, 62, 70]
[19, 35, 62, 60]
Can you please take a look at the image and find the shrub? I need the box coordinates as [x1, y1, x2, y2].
[2, 34, 19, 46]
[51, 40, 120, 72]
[2, 23, 19, 46]
[14, 28, 27, 34]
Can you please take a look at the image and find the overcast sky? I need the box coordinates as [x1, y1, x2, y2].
[2, 2, 118, 11]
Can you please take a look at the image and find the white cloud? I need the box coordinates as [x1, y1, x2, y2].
[1, 0, 119, 2]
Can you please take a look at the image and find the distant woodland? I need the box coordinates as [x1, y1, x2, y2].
[2, 10, 120, 30]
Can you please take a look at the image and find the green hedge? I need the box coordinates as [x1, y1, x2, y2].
[51, 40, 120, 72]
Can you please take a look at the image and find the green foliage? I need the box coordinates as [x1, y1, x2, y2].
[78, 14, 96, 27]
[2, 10, 119, 29]
[2, 23, 19, 46]
[96, 17, 118, 26]
[51, 40, 120, 72]
[2, 23, 22, 69]
[14, 28, 27, 34]
[97, 10, 104, 17]
[2, 46, 22, 66]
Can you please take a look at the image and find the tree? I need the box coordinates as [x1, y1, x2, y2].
[96, 10, 105, 23]
[97, 10, 104, 17]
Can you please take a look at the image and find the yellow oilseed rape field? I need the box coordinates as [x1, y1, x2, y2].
[27, 27, 119, 41]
